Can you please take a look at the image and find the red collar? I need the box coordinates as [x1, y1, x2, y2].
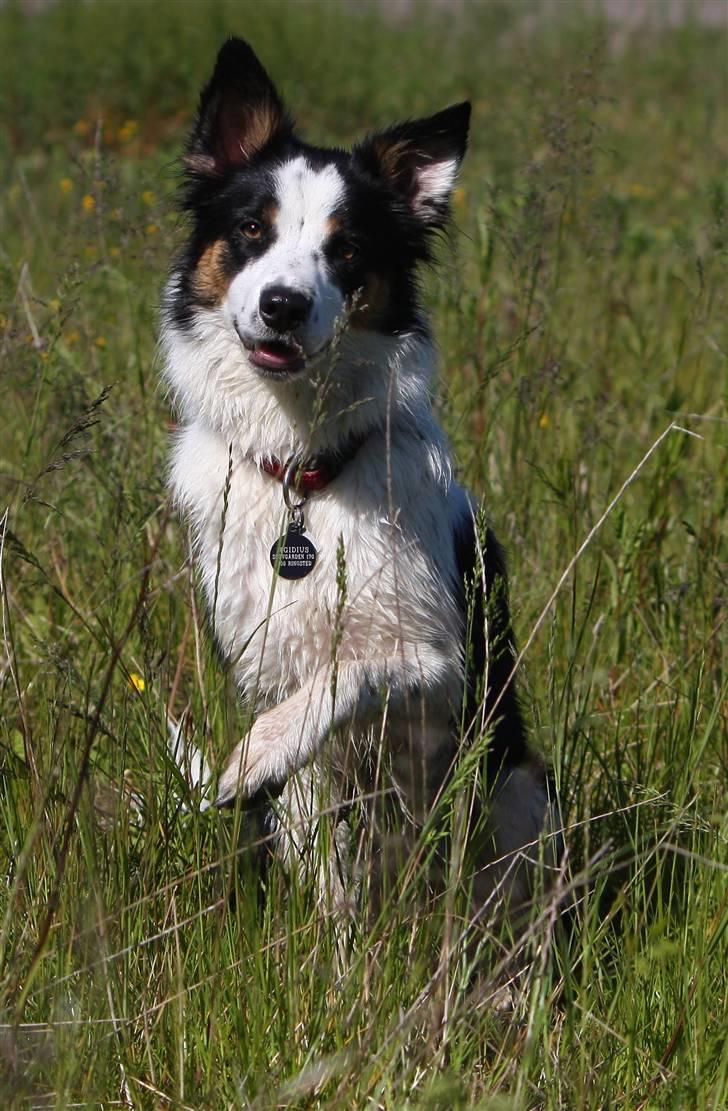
[250, 436, 366, 494]
[257, 455, 338, 493]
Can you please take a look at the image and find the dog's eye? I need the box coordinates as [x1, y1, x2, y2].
[337, 242, 358, 262]
[241, 220, 262, 240]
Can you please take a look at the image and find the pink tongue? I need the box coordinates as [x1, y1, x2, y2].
[256, 342, 298, 367]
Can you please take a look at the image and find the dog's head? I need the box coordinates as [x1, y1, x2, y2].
[168, 38, 469, 373]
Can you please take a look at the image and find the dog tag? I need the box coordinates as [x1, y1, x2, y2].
[269, 520, 317, 580]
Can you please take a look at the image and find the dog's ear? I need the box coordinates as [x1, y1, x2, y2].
[185, 38, 293, 175]
[353, 102, 470, 226]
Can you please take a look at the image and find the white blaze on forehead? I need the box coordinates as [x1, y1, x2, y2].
[273, 156, 345, 248]
[225, 155, 348, 351]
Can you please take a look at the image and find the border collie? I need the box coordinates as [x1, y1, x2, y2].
[162, 38, 554, 915]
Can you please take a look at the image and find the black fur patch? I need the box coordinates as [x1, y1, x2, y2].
[453, 511, 529, 779]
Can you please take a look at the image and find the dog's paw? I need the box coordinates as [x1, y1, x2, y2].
[214, 724, 284, 807]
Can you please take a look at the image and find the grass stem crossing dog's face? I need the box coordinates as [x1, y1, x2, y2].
[165, 38, 469, 437]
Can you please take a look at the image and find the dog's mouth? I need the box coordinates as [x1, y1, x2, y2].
[236, 321, 334, 379]
[245, 338, 305, 375]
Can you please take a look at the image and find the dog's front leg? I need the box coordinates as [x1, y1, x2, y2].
[215, 662, 381, 807]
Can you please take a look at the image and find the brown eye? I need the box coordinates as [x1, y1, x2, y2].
[241, 220, 262, 240]
[338, 242, 357, 262]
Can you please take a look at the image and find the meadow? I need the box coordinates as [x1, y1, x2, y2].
[0, 0, 726, 1106]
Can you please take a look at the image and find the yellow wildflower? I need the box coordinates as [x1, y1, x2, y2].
[82, 193, 96, 214]
[627, 183, 653, 199]
[66, 330, 80, 345]
[141, 190, 156, 206]
[128, 672, 145, 693]
[145, 223, 158, 236]
[94, 335, 106, 348]
[109, 246, 121, 258]
[538, 412, 550, 430]
[73, 119, 91, 137]
[59, 177, 73, 195]
[49, 298, 61, 313]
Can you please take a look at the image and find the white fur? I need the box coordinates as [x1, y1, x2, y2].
[168, 355, 463, 712]
[168, 715, 213, 811]
[162, 294, 441, 465]
[226, 157, 347, 355]
[415, 158, 460, 212]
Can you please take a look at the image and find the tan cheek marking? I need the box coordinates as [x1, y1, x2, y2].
[193, 240, 231, 306]
[263, 201, 279, 227]
[325, 215, 341, 236]
[350, 274, 391, 331]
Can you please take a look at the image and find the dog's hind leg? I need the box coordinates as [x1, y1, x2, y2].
[469, 761, 561, 917]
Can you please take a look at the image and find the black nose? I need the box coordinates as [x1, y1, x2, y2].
[259, 285, 312, 333]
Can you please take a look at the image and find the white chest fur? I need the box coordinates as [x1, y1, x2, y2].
[170, 420, 466, 709]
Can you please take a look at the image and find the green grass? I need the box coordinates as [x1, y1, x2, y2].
[1, 0, 727, 1106]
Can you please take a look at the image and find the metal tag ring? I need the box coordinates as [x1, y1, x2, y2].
[282, 458, 307, 513]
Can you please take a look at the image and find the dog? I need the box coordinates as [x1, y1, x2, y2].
[161, 38, 555, 918]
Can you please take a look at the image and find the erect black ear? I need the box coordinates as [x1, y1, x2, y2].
[185, 38, 293, 175]
[353, 102, 470, 226]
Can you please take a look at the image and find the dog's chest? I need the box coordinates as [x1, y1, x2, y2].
[172, 422, 460, 702]
[210, 487, 343, 693]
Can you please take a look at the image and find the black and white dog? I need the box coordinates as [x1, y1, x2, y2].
[162, 38, 554, 912]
